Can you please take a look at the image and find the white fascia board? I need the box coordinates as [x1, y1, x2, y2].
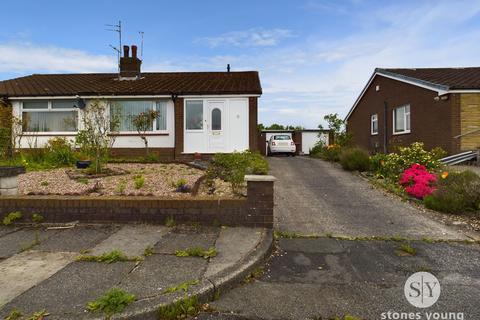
[345, 71, 451, 121]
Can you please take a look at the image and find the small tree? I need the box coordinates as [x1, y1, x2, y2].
[75, 100, 121, 173]
[11, 116, 24, 158]
[132, 110, 158, 156]
[319, 113, 352, 147]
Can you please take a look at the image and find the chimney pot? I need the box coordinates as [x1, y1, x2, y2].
[123, 45, 129, 58]
[131, 45, 138, 59]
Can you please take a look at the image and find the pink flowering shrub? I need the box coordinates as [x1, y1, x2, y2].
[399, 164, 437, 199]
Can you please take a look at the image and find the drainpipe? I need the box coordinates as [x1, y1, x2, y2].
[383, 101, 388, 153]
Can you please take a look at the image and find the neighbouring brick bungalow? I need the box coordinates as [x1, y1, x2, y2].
[0, 45, 262, 161]
[345, 67, 480, 155]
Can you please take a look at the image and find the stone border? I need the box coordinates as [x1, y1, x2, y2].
[114, 228, 274, 320]
[0, 175, 275, 228]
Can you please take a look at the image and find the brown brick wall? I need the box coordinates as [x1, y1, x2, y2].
[347, 75, 457, 154]
[174, 97, 184, 158]
[249, 97, 258, 151]
[0, 179, 274, 228]
[109, 148, 175, 161]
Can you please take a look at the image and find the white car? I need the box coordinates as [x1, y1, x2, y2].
[267, 134, 296, 156]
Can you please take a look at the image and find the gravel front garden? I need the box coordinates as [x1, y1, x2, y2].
[18, 163, 234, 198]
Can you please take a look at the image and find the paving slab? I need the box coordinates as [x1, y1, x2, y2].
[278, 237, 345, 254]
[154, 229, 219, 253]
[204, 227, 263, 278]
[0, 261, 136, 319]
[90, 225, 168, 257]
[119, 255, 207, 299]
[37, 225, 120, 252]
[0, 228, 60, 259]
[0, 250, 76, 307]
[0, 226, 22, 238]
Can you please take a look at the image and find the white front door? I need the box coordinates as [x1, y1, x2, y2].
[207, 100, 226, 152]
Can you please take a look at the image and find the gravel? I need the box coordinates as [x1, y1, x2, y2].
[18, 163, 211, 197]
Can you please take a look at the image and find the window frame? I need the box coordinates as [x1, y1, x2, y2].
[393, 104, 411, 135]
[110, 100, 169, 134]
[21, 100, 79, 134]
[184, 99, 204, 132]
[371, 113, 378, 136]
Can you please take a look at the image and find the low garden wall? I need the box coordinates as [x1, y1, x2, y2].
[0, 175, 275, 228]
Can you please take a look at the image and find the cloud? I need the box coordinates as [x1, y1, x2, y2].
[0, 42, 116, 75]
[197, 28, 294, 48]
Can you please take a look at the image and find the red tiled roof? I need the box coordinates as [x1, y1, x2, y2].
[380, 67, 480, 90]
[0, 71, 262, 97]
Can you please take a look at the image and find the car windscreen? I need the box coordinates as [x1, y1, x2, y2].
[273, 135, 291, 140]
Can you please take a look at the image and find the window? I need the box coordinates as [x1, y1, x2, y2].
[111, 100, 167, 132]
[371, 114, 378, 135]
[211, 108, 221, 130]
[273, 135, 291, 140]
[186, 100, 203, 130]
[22, 100, 78, 132]
[393, 105, 411, 134]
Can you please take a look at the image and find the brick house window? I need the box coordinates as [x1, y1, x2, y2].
[393, 104, 410, 134]
[371, 114, 378, 135]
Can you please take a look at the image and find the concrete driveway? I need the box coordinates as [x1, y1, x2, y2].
[201, 157, 480, 320]
[270, 156, 468, 240]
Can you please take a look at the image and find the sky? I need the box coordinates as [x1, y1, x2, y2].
[1, 0, 480, 128]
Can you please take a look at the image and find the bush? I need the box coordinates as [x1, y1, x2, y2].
[424, 170, 480, 214]
[339, 148, 370, 171]
[45, 137, 76, 165]
[206, 151, 268, 193]
[399, 164, 437, 199]
[370, 142, 444, 182]
[311, 143, 342, 162]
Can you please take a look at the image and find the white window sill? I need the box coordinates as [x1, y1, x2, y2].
[393, 130, 411, 135]
[371, 132, 379, 136]
[22, 132, 77, 136]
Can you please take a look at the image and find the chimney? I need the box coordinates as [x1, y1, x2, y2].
[119, 45, 141, 78]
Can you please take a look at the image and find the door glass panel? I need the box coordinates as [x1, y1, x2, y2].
[211, 108, 221, 130]
[186, 100, 203, 130]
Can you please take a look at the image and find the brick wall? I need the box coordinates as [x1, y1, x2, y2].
[109, 148, 175, 161]
[347, 75, 456, 154]
[174, 97, 184, 159]
[0, 175, 275, 228]
[459, 93, 480, 151]
[249, 97, 258, 151]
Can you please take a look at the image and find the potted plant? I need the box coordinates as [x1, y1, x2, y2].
[75, 153, 91, 169]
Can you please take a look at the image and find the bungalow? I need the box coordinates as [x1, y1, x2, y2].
[0, 45, 262, 161]
[345, 67, 480, 155]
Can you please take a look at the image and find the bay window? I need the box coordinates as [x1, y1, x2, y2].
[110, 100, 167, 132]
[22, 100, 78, 132]
[393, 104, 410, 134]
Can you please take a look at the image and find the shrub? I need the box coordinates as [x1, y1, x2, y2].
[339, 148, 370, 171]
[311, 143, 342, 162]
[424, 170, 480, 214]
[133, 175, 145, 189]
[370, 142, 444, 182]
[45, 137, 76, 165]
[3, 211, 22, 225]
[207, 151, 268, 193]
[399, 164, 437, 199]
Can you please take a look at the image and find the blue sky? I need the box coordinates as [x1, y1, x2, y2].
[1, 0, 480, 127]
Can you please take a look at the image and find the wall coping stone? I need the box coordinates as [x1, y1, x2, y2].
[244, 175, 277, 182]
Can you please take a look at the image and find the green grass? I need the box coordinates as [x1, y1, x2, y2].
[143, 245, 154, 257]
[116, 179, 127, 194]
[165, 216, 176, 228]
[31, 213, 44, 223]
[86, 288, 135, 319]
[40, 181, 49, 186]
[157, 296, 200, 320]
[4, 309, 23, 320]
[77, 177, 89, 184]
[175, 247, 217, 259]
[76, 250, 142, 264]
[396, 243, 417, 256]
[163, 279, 200, 294]
[26, 309, 49, 320]
[3, 211, 22, 225]
[133, 175, 145, 189]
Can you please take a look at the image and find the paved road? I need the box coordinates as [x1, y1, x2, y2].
[201, 157, 480, 320]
